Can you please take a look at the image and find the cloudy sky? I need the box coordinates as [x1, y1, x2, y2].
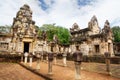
[0, 0, 120, 29]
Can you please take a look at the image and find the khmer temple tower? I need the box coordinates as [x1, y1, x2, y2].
[70, 15, 114, 56]
[11, 4, 38, 53]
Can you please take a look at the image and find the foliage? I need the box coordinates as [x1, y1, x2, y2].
[112, 26, 120, 42]
[0, 25, 11, 33]
[57, 27, 70, 45]
[38, 24, 70, 45]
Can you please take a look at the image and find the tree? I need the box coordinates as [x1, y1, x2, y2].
[39, 24, 70, 45]
[112, 26, 120, 42]
[0, 25, 11, 33]
[57, 26, 70, 45]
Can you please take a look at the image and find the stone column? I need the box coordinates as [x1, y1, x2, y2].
[54, 53, 57, 65]
[36, 52, 41, 70]
[73, 49, 83, 80]
[110, 43, 114, 57]
[63, 53, 67, 67]
[25, 56, 28, 64]
[36, 58, 40, 70]
[105, 58, 111, 75]
[40, 44, 43, 62]
[106, 59, 110, 72]
[54, 57, 57, 65]
[21, 53, 24, 62]
[104, 52, 111, 75]
[75, 62, 81, 80]
[48, 60, 53, 75]
[41, 51, 44, 62]
[29, 53, 33, 67]
[24, 52, 28, 64]
[29, 57, 33, 67]
[46, 55, 48, 63]
[48, 52, 53, 75]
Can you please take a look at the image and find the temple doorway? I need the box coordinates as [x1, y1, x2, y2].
[24, 42, 30, 53]
[95, 45, 99, 54]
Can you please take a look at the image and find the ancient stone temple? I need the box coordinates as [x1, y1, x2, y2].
[70, 15, 114, 56]
[0, 4, 54, 54]
[0, 5, 114, 56]
[10, 4, 39, 53]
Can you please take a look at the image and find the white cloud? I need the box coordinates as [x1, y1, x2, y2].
[0, 0, 120, 29]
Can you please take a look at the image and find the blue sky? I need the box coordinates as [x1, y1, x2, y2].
[39, 0, 54, 10]
[0, 0, 120, 29]
[39, 0, 94, 10]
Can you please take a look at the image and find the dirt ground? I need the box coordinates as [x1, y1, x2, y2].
[56, 60, 120, 78]
[0, 63, 45, 80]
[24, 60, 120, 80]
[0, 60, 119, 80]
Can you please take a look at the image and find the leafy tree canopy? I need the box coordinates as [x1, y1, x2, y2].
[38, 24, 70, 45]
[112, 26, 120, 42]
[0, 25, 11, 33]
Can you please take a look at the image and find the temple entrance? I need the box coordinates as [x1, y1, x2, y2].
[24, 42, 30, 53]
[95, 45, 99, 54]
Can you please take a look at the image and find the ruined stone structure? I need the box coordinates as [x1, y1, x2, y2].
[10, 4, 39, 53]
[0, 5, 114, 56]
[113, 42, 120, 55]
[0, 4, 46, 54]
[70, 15, 114, 56]
[0, 33, 11, 52]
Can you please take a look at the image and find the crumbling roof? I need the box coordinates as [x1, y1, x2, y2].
[71, 28, 90, 34]
[89, 33, 103, 38]
[70, 36, 87, 42]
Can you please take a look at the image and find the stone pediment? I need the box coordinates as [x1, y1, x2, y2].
[70, 23, 80, 32]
